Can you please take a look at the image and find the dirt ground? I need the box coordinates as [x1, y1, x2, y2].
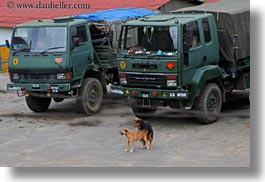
[0, 73, 250, 167]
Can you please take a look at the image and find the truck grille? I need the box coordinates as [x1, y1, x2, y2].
[9, 69, 71, 82]
[127, 74, 165, 88]
[18, 73, 57, 80]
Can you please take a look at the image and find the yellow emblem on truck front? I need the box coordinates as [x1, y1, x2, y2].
[120, 61, 126, 69]
[13, 58, 19, 65]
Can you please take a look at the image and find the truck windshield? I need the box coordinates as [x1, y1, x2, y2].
[119, 25, 178, 55]
[11, 27, 67, 53]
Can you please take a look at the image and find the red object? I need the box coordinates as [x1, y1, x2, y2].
[152, 91, 158, 97]
[0, 0, 169, 27]
[46, 86, 52, 93]
[20, 86, 25, 91]
[206, 0, 220, 3]
[65, 72, 72, 80]
[132, 90, 138, 96]
[55, 57, 62, 64]
[119, 73, 126, 78]
[166, 62, 175, 70]
[166, 75, 177, 80]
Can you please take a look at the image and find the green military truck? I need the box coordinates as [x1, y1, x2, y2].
[6, 8, 157, 115]
[111, 0, 250, 123]
[6, 16, 119, 114]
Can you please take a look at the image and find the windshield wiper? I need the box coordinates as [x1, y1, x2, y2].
[41, 46, 65, 55]
[12, 47, 30, 55]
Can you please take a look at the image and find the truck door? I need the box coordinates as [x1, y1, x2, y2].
[71, 25, 92, 80]
[182, 21, 205, 85]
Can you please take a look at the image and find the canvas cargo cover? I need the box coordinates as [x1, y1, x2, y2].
[74, 8, 157, 21]
[172, 0, 250, 63]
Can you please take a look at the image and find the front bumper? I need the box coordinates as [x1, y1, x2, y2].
[7, 83, 71, 93]
[111, 85, 189, 99]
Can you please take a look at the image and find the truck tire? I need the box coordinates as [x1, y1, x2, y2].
[130, 98, 157, 118]
[76, 78, 103, 115]
[25, 96, 51, 112]
[53, 98, 64, 102]
[193, 83, 222, 124]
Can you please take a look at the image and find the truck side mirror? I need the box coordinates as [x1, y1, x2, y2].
[5, 40, 10, 48]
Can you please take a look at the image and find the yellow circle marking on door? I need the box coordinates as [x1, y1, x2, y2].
[13, 58, 19, 65]
[120, 61, 126, 69]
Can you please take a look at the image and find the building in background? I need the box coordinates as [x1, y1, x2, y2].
[0, 0, 207, 44]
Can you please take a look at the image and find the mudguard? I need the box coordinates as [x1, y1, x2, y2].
[190, 65, 224, 97]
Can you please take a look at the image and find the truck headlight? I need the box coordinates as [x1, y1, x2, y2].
[120, 78, 127, 85]
[12, 73, 19, 80]
[119, 73, 127, 85]
[57, 73, 65, 79]
[57, 72, 72, 80]
[166, 75, 177, 87]
[167, 80, 177, 87]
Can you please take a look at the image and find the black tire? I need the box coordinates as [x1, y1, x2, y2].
[130, 98, 157, 118]
[76, 78, 103, 115]
[25, 96, 51, 112]
[53, 98, 64, 102]
[193, 83, 222, 124]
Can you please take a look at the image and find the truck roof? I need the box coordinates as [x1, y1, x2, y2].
[15, 17, 88, 28]
[123, 13, 211, 26]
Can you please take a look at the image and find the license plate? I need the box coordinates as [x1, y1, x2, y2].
[32, 84, 40, 89]
[51, 86, 59, 93]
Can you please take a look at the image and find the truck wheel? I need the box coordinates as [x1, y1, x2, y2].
[77, 78, 103, 115]
[53, 98, 64, 102]
[130, 98, 157, 118]
[193, 83, 222, 124]
[25, 96, 51, 112]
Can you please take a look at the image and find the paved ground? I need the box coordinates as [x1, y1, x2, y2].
[0, 74, 250, 167]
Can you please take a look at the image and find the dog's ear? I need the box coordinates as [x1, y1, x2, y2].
[124, 128, 129, 133]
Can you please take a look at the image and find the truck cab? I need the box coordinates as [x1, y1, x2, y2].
[7, 17, 117, 114]
[111, 14, 231, 123]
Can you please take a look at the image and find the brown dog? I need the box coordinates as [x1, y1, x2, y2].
[134, 117, 153, 149]
[120, 128, 150, 152]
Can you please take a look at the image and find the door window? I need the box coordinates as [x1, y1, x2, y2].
[202, 18, 212, 43]
[72, 25, 88, 44]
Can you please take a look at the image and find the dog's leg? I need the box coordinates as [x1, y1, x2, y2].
[147, 140, 151, 150]
[148, 133, 153, 149]
[143, 135, 150, 150]
[130, 142, 134, 152]
[125, 140, 129, 152]
[140, 139, 146, 148]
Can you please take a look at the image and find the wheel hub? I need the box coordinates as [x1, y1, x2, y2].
[208, 94, 217, 111]
[88, 87, 98, 104]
